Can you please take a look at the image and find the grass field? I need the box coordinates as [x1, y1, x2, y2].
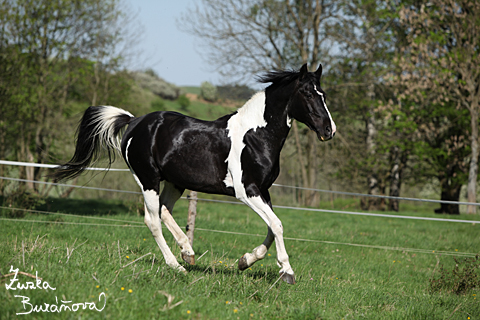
[1, 196, 479, 319]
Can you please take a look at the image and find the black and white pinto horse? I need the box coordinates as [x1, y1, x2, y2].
[53, 64, 336, 284]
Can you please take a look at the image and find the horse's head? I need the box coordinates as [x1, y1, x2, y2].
[290, 64, 336, 141]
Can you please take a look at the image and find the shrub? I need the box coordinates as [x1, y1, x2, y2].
[429, 254, 480, 294]
[200, 81, 218, 102]
[1, 192, 45, 218]
[217, 84, 256, 101]
[177, 94, 190, 111]
[151, 98, 165, 111]
[132, 71, 180, 100]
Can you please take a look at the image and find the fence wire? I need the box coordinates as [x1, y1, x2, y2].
[1, 176, 479, 224]
[1, 159, 478, 258]
[2, 159, 480, 206]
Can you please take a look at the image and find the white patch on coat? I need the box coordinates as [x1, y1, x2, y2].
[125, 137, 133, 165]
[286, 115, 292, 128]
[223, 171, 233, 188]
[313, 85, 337, 134]
[125, 137, 143, 188]
[223, 92, 267, 198]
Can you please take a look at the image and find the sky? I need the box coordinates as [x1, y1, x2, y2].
[126, 0, 221, 87]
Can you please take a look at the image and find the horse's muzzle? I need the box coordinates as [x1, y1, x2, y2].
[317, 130, 334, 142]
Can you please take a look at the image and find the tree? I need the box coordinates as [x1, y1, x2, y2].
[394, 1, 480, 213]
[200, 81, 218, 102]
[328, 0, 399, 210]
[0, 0, 134, 195]
[181, 0, 339, 206]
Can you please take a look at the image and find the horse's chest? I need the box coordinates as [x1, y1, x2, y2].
[223, 105, 268, 199]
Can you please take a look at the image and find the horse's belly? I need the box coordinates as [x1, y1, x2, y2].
[159, 145, 233, 196]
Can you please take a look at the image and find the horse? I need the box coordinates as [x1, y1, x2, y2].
[53, 63, 336, 284]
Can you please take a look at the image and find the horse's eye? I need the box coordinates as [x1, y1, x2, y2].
[304, 92, 313, 100]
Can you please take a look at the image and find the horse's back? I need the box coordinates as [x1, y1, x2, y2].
[122, 111, 234, 195]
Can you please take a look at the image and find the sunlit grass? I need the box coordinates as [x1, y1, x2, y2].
[1, 197, 479, 319]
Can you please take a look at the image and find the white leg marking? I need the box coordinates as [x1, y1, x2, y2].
[241, 195, 294, 275]
[159, 183, 194, 260]
[129, 166, 185, 272]
[161, 205, 194, 256]
[241, 227, 274, 267]
[143, 190, 185, 272]
[247, 196, 293, 274]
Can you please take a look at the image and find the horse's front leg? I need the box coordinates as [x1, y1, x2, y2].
[238, 194, 296, 284]
[238, 226, 274, 270]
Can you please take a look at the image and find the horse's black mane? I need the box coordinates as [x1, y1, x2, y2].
[257, 68, 301, 86]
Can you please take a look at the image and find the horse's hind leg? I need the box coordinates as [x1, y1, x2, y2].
[160, 182, 195, 265]
[142, 189, 186, 273]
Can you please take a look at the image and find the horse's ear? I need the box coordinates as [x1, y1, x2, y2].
[299, 63, 308, 80]
[315, 64, 323, 81]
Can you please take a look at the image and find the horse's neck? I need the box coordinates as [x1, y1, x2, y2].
[231, 89, 292, 158]
[238, 89, 291, 128]
[235, 91, 269, 126]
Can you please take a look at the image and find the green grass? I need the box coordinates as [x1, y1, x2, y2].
[1, 197, 479, 319]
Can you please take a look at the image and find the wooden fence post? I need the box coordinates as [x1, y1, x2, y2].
[186, 190, 197, 246]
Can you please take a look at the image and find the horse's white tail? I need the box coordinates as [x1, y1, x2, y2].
[92, 106, 134, 152]
[52, 106, 134, 181]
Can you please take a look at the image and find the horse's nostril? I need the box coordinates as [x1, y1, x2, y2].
[325, 126, 331, 136]
[332, 132, 336, 137]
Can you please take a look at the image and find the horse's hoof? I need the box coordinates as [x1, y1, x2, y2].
[181, 252, 195, 265]
[280, 272, 296, 285]
[238, 254, 249, 271]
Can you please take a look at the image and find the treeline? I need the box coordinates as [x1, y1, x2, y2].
[1, 0, 479, 216]
[181, 0, 480, 214]
[0, 0, 144, 198]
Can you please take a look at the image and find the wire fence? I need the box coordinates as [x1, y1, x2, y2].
[0, 210, 476, 258]
[0, 160, 479, 258]
[1, 175, 479, 224]
[2, 159, 480, 206]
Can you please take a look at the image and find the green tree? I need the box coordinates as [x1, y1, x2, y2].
[181, 0, 340, 206]
[392, 0, 480, 213]
[0, 0, 134, 194]
[200, 81, 218, 102]
[328, 0, 399, 210]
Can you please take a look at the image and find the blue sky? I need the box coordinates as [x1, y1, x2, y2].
[127, 0, 221, 87]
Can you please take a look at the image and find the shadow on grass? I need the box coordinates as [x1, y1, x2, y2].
[37, 197, 134, 216]
[185, 263, 280, 282]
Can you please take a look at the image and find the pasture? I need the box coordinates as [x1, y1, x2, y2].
[1, 196, 479, 319]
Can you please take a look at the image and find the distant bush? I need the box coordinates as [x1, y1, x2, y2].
[151, 98, 165, 111]
[144, 68, 159, 78]
[200, 81, 218, 102]
[217, 84, 256, 101]
[1, 192, 45, 218]
[132, 71, 180, 100]
[177, 94, 190, 111]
